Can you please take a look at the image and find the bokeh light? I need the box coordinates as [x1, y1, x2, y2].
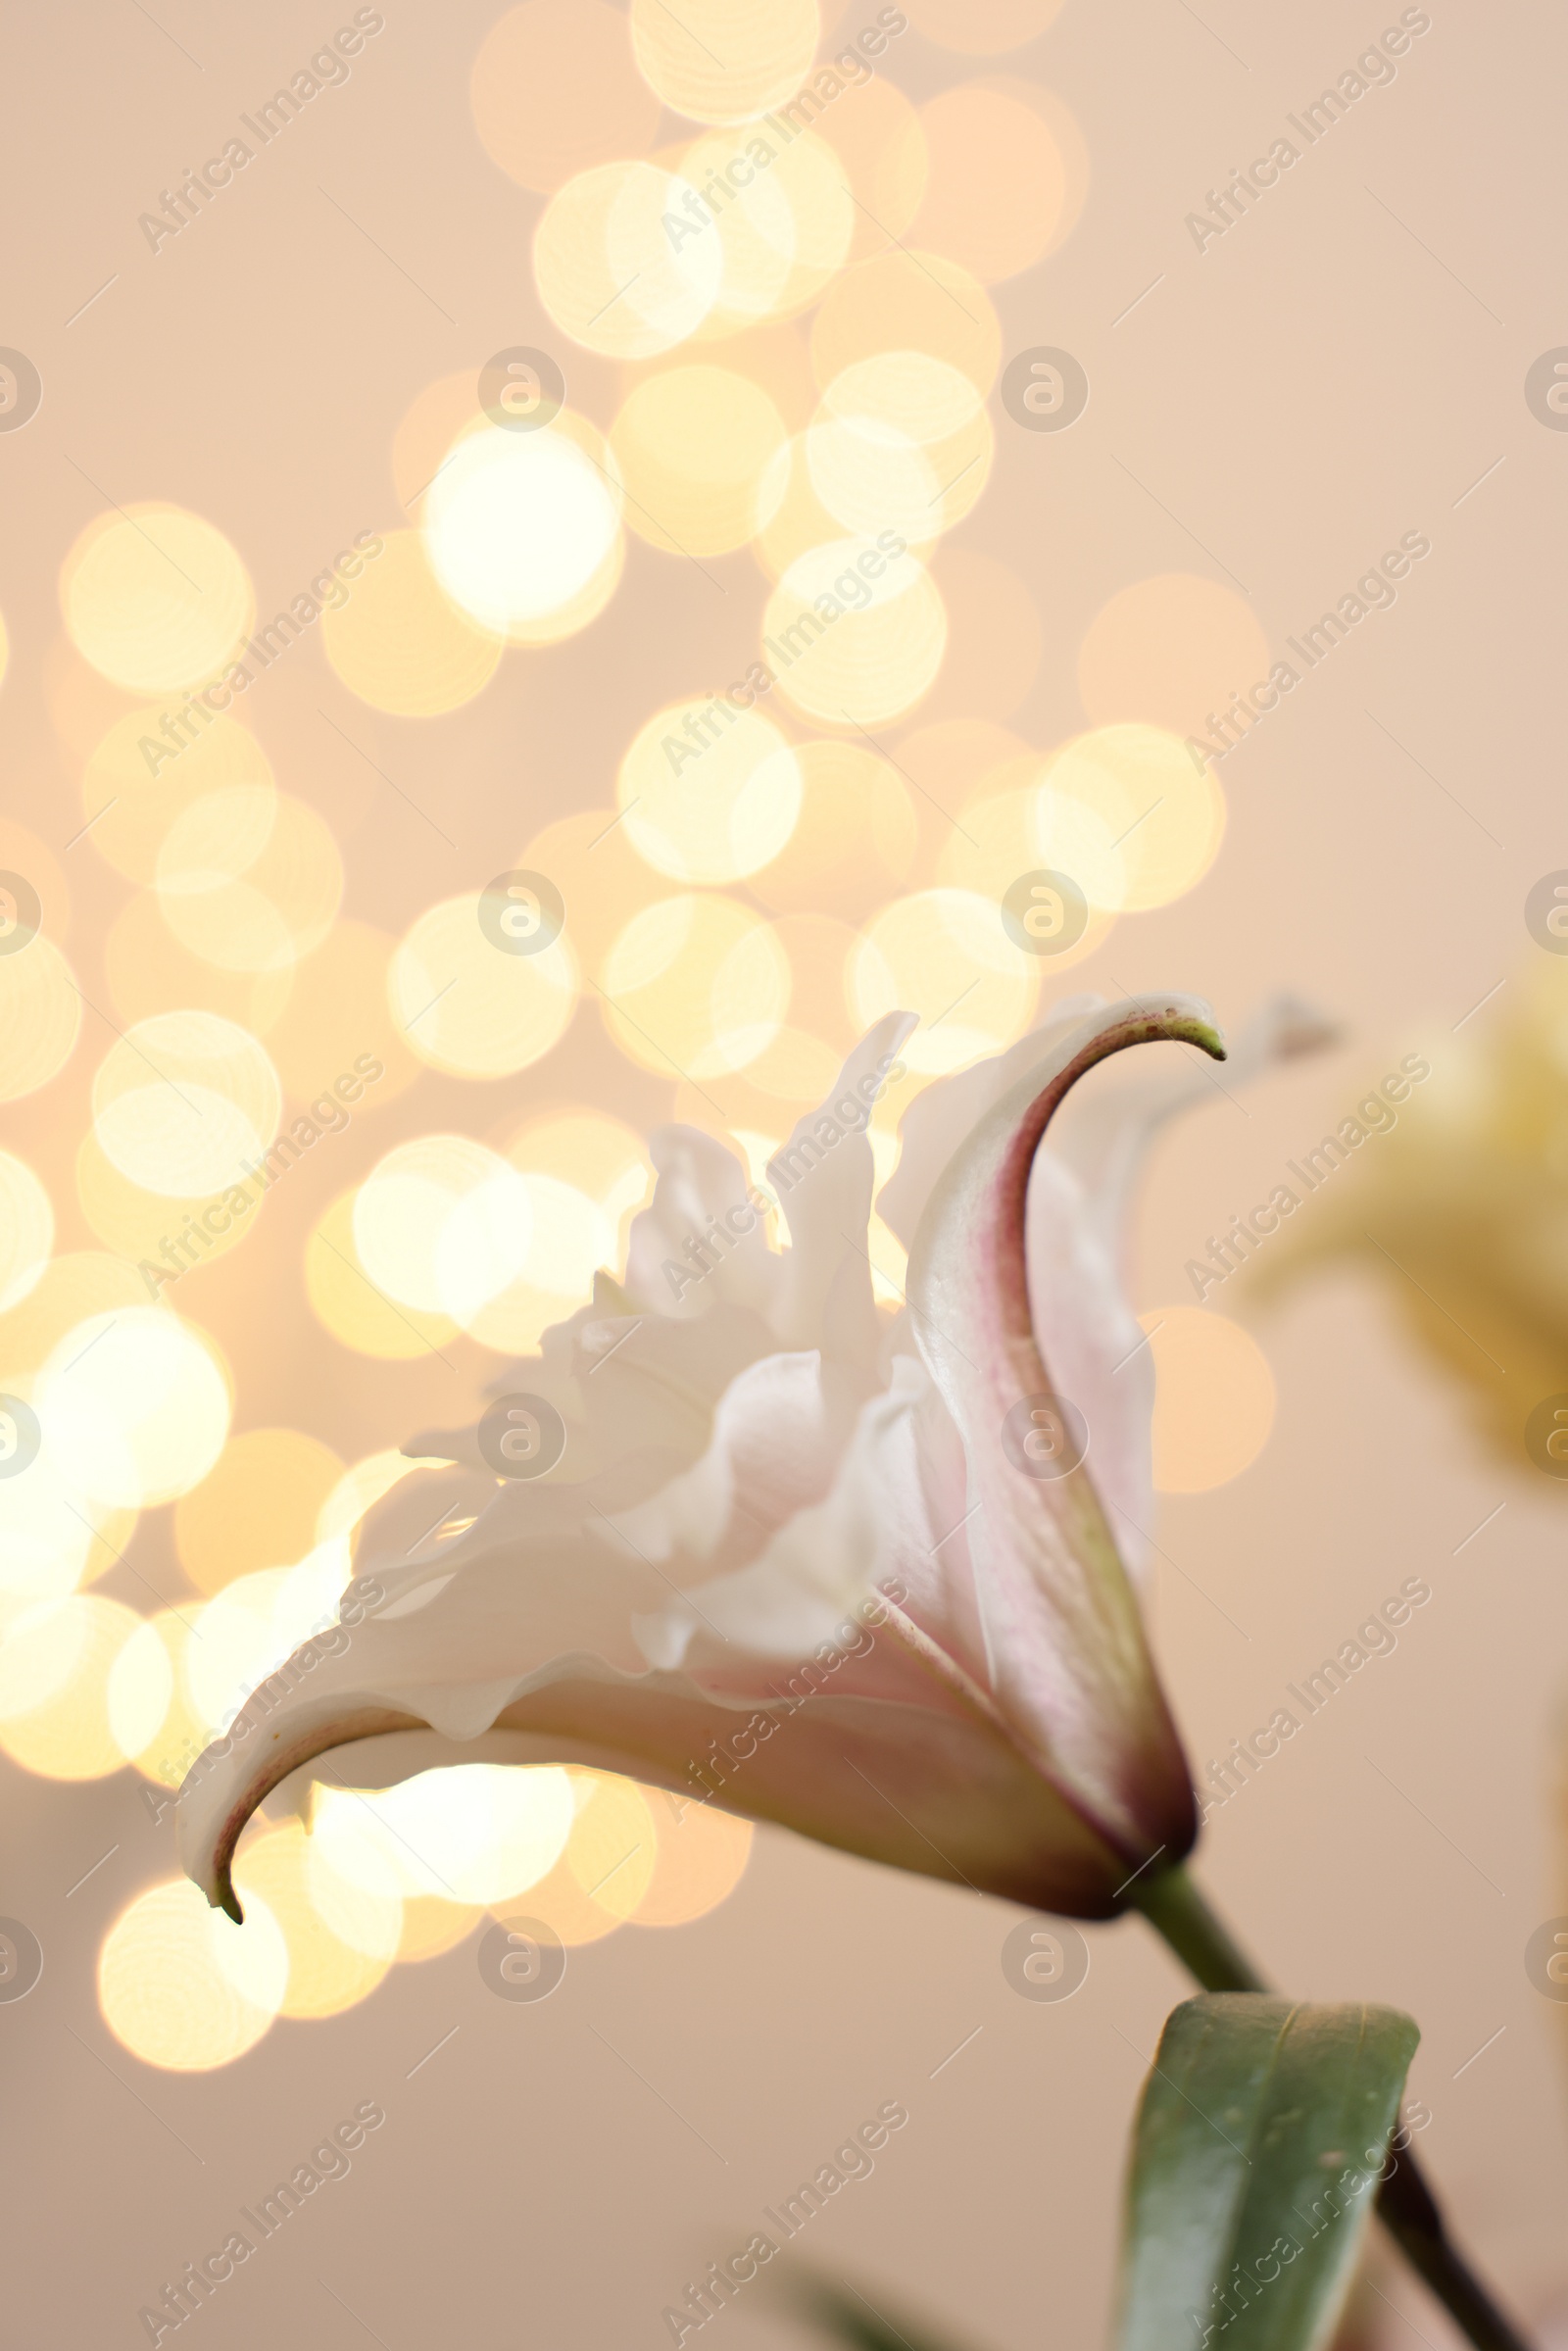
[306, 1189, 461, 1360]
[75, 1130, 258, 1277]
[620, 701, 802, 883]
[811, 246, 1001, 394]
[176, 1429, 345, 1595]
[534, 163, 723, 358]
[632, 1788, 753, 1926]
[0, 1592, 142, 1778]
[629, 0, 819, 124]
[750, 738, 917, 917]
[0, 934, 81, 1102]
[0, 1151, 53, 1311]
[424, 416, 624, 642]
[316, 1766, 574, 1906]
[1078, 572, 1273, 740]
[763, 540, 948, 726]
[1038, 725, 1227, 911]
[390, 893, 577, 1079]
[471, 0, 662, 191]
[610, 365, 789, 556]
[601, 894, 791, 1077]
[82, 708, 274, 886]
[1144, 1307, 1278, 1494]
[91, 1010, 281, 1197]
[851, 888, 1037, 1072]
[233, 1820, 398, 2020]
[36, 1307, 231, 1509]
[322, 528, 503, 715]
[99, 1878, 287, 2070]
[354, 1136, 533, 1324]
[61, 505, 254, 695]
[908, 83, 1074, 280]
[157, 789, 343, 973]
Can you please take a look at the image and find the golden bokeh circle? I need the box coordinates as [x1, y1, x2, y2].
[390, 894, 578, 1079]
[1078, 572, 1273, 741]
[749, 737, 917, 917]
[601, 894, 791, 1077]
[82, 709, 275, 886]
[811, 246, 1002, 395]
[471, 0, 662, 192]
[0, 935, 81, 1102]
[610, 365, 790, 556]
[321, 528, 503, 715]
[0, 1592, 143, 1779]
[98, 1878, 287, 2071]
[92, 1010, 281, 1198]
[535, 162, 724, 358]
[175, 1429, 346, 1595]
[305, 1188, 461, 1361]
[0, 1151, 53, 1313]
[36, 1306, 232, 1510]
[763, 541, 948, 727]
[909, 83, 1073, 281]
[1037, 725, 1227, 911]
[630, 0, 819, 124]
[424, 418, 624, 641]
[61, 505, 254, 695]
[620, 699, 802, 882]
[850, 887, 1038, 1072]
[1144, 1308, 1277, 1494]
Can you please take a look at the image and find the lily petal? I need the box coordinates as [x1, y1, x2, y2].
[905, 994, 1225, 1884]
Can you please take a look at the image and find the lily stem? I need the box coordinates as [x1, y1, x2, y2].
[1131, 1864, 1535, 2351]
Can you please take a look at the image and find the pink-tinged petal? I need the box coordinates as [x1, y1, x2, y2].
[876, 997, 1107, 1249]
[176, 1537, 1132, 1925]
[906, 993, 1226, 1883]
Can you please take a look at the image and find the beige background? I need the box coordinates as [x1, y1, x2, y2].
[3, 0, 1566, 2344]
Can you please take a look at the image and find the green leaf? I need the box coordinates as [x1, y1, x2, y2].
[1117, 1993, 1419, 2351]
[786, 2272, 988, 2351]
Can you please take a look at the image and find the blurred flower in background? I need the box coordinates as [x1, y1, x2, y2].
[1249, 958, 1568, 1473]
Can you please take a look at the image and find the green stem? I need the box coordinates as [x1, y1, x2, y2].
[1130, 1864, 1535, 2351]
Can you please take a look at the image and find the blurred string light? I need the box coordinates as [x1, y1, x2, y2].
[0, 0, 1270, 2072]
